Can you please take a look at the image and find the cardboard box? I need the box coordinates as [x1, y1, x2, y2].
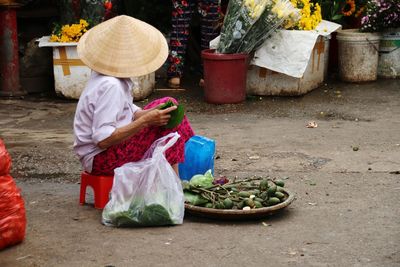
[247, 36, 329, 96]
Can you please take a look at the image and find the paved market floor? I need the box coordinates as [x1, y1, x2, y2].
[0, 78, 399, 267]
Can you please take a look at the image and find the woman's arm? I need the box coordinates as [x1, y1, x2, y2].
[97, 105, 177, 149]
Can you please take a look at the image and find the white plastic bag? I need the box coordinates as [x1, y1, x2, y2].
[102, 132, 184, 227]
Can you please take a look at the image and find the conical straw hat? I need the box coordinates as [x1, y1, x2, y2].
[77, 15, 168, 78]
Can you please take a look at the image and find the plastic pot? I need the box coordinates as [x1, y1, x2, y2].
[201, 49, 249, 104]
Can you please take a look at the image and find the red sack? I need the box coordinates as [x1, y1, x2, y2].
[0, 139, 11, 176]
[0, 140, 26, 250]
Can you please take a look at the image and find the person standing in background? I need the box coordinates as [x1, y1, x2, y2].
[167, 0, 222, 88]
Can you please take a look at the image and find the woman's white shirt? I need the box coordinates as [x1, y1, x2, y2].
[73, 71, 140, 173]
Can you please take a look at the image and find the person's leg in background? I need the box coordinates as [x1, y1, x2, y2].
[167, 0, 196, 88]
[198, 0, 222, 86]
[198, 0, 221, 51]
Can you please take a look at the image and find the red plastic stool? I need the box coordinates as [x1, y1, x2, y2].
[79, 171, 114, 209]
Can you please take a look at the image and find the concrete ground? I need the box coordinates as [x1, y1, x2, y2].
[0, 78, 399, 267]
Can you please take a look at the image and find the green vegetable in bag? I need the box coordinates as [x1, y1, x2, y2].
[113, 210, 140, 227]
[106, 193, 175, 227]
[140, 204, 173, 226]
[110, 203, 174, 227]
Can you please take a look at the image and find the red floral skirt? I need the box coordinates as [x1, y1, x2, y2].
[91, 97, 195, 176]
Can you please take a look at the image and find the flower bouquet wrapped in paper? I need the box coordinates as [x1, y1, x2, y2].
[238, 0, 301, 53]
[216, 0, 300, 54]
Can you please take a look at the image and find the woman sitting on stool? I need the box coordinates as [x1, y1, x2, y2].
[73, 15, 195, 177]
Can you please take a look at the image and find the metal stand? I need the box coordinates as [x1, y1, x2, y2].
[0, 4, 27, 97]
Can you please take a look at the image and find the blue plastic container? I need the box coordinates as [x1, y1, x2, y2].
[179, 135, 216, 180]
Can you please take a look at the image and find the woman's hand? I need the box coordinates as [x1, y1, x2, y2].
[135, 102, 172, 119]
[97, 105, 177, 149]
[140, 105, 177, 127]
[134, 106, 156, 119]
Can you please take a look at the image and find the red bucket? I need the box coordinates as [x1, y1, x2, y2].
[201, 49, 249, 104]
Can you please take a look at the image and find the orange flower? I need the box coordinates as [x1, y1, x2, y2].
[342, 0, 356, 16]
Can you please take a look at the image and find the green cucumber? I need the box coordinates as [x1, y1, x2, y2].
[251, 189, 260, 195]
[267, 185, 277, 196]
[267, 197, 281, 206]
[260, 179, 269, 191]
[274, 180, 285, 187]
[275, 192, 285, 199]
[238, 191, 251, 198]
[260, 191, 269, 200]
[223, 198, 234, 209]
[215, 202, 225, 209]
[255, 197, 264, 203]
[277, 186, 285, 193]
[254, 201, 263, 208]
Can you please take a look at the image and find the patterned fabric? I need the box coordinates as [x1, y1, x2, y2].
[167, 0, 221, 79]
[91, 97, 195, 176]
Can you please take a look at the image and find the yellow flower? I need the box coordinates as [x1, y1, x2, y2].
[79, 19, 89, 27]
[50, 34, 59, 42]
[288, 0, 321, 30]
[50, 19, 90, 43]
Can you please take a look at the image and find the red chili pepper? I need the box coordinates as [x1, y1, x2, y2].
[104, 0, 112, 10]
